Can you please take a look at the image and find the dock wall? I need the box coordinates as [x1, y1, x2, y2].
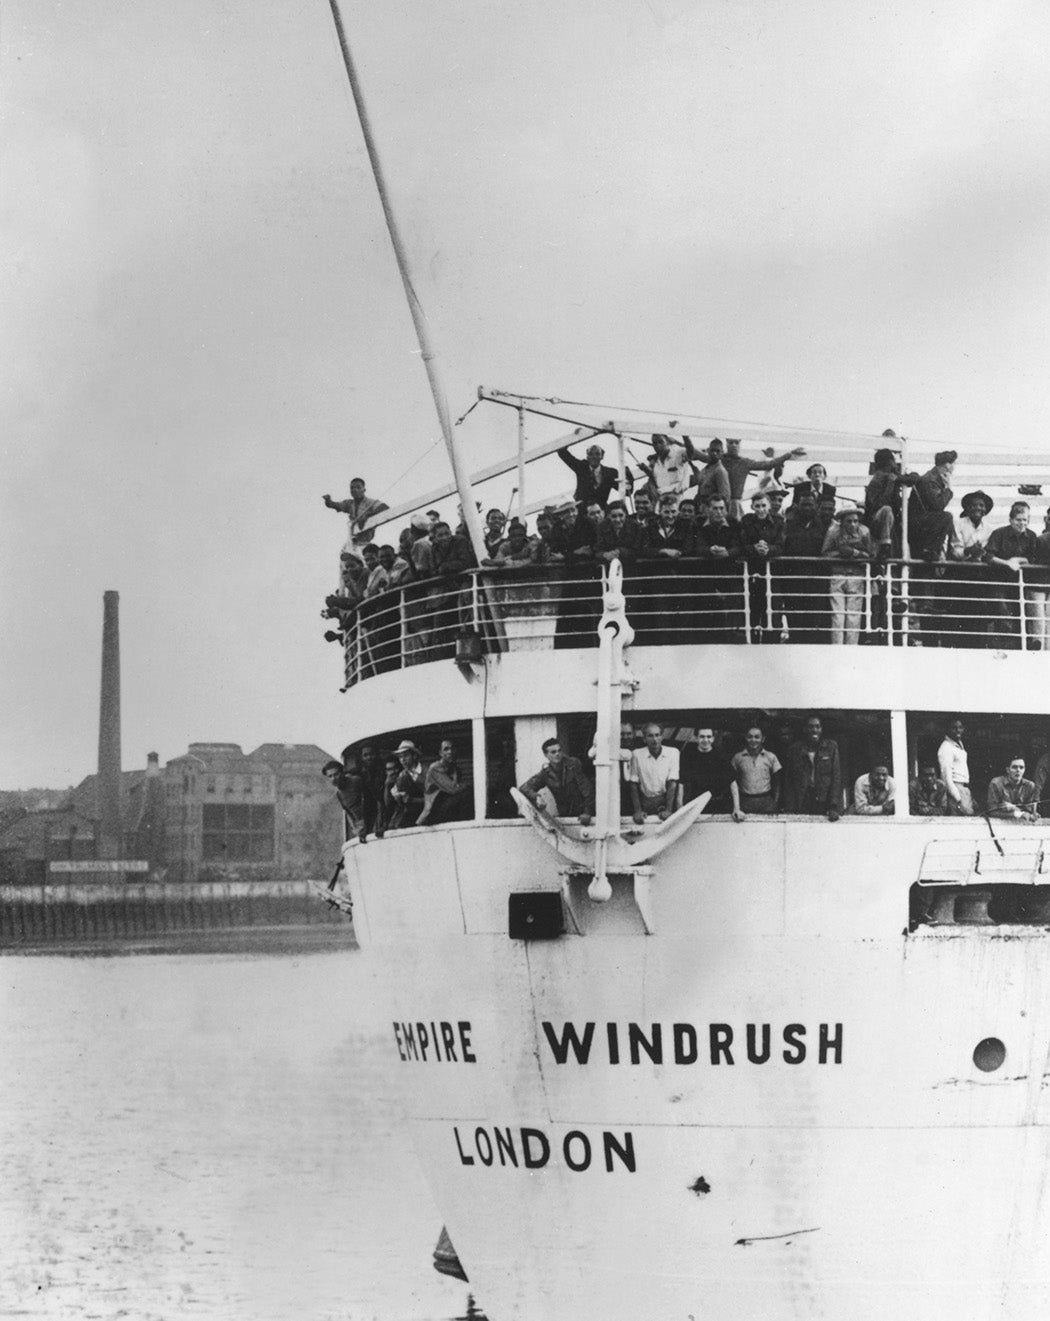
[0, 879, 350, 948]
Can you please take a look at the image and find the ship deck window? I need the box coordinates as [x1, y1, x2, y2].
[555, 707, 891, 818]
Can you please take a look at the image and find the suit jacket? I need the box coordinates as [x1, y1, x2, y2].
[782, 738, 842, 813]
[790, 481, 837, 506]
[558, 448, 620, 507]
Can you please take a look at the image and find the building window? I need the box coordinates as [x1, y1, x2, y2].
[202, 803, 274, 862]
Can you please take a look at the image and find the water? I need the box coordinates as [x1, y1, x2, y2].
[0, 943, 473, 1320]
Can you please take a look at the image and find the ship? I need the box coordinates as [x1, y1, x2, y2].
[320, 8, 1050, 1318]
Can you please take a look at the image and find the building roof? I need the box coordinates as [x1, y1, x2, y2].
[66, 768, 146, 821]
[0, 807, 97, 860]
[249, 744, 334, 764]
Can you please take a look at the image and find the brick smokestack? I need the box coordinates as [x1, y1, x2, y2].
[97, 590, 122, 859]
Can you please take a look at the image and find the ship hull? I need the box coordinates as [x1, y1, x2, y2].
[348, 817, 1050, 1320]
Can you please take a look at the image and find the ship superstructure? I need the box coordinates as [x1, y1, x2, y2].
[330, 403, 1050, 1321]
[316, 10, 1050, 1314]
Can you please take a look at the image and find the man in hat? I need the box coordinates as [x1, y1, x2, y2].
[908, 450, 957, 560]
[864, 443, 918, 559]
[390, 739, 428, 828]
[558, 431, 621, 509]
[951, 491, 993, 560]
[987, 756, 1040, 822]
[722, 436, 806, 521]
[940, 489, 995, 646]
[323, 477, 389, 547]
[408, 511, 434, 575]
[821, 507, 873, 645]
[519, 737, 594, 823]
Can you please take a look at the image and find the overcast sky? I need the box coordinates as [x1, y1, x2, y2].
[2, 0, 1048, 788]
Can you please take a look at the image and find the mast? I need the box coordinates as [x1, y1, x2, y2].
[326, 0, 488, 566]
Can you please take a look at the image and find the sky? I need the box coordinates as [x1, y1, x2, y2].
[2, 0, 1049, 788]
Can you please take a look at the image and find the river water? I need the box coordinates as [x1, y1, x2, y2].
[0, 942, 474, 1320]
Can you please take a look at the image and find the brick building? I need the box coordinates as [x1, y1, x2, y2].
[0, 742, 343, 885]
[163, 742, 343, 882]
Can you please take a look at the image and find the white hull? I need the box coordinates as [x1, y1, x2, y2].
[347, 817, 1050, 1320]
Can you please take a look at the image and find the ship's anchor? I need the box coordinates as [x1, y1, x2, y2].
[512, 559, 709, 905]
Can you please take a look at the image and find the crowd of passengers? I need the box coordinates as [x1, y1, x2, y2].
[323, 715, 1050, 839]
[322, 437, 1050, 652]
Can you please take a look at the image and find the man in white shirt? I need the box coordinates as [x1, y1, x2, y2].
[853, 764, 895, 815]
[627, 723, 680, 823]
[950, 491, 992, 560]
[937, 718, 974, 815]
[639, 434, 696, 508]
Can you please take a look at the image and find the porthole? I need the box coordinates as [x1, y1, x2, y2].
[973, 1038, 1006, 1073]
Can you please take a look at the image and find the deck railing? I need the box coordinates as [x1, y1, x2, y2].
[336, 559, 1050, 688]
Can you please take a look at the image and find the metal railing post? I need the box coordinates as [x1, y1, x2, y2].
[864, 561, 872, 636]
[354, 610, 362, 685]
[742, 564, 752, 642]
[1019, 567, 1028, 651]
[900, 562, 910, 645]
[886, 563, 895, 647]
[399, 588, 408, 670]
[765, 561, 773, 633]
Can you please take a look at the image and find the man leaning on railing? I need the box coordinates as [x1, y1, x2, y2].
[518, 738, 594, 825]
[983, 501, 1038, 650]
[820, 508, 873, 645]
[986, 757, 1040, 822]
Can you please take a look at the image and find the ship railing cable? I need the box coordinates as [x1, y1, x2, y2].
[335, 559, 1050, 687]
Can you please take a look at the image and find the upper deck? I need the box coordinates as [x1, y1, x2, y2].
[337, 559, 1050, 738]
[329, 395, 1050, 740]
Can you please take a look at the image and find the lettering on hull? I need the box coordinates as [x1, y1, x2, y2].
[541, 1021, 844, 1066]
[393, 1020, 476, 1063]
[453, 1125, 636, 1174]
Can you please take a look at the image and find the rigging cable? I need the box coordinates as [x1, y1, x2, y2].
[483, 389, 886, 440]
[377, 395, 480, 503]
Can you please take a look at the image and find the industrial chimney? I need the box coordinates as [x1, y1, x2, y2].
[97, 590, 122, 859]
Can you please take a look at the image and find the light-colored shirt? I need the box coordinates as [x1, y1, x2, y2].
[627, 746, 680, 796]
[987, 775, 1039, 819]
[950, 516, 989, 559]
[821, 521, 874, 570]
[853, 773, 895, 814]
[937, 737, 969, 791]
[650, 445, 692, 499]
[731, 748, 782, 796]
